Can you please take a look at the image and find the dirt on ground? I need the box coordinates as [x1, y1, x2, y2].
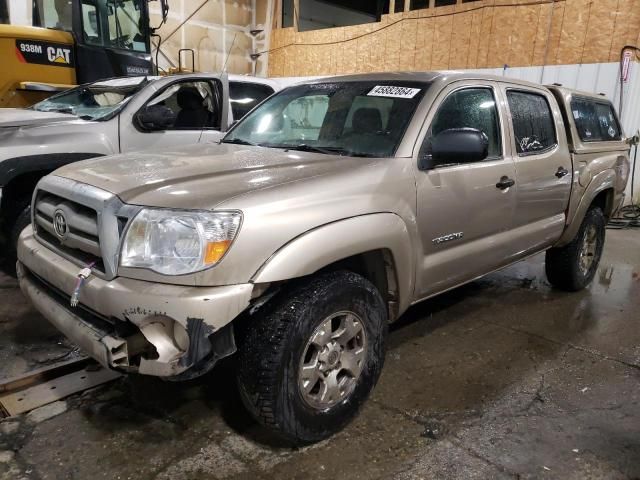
[0, 229, 638, 480]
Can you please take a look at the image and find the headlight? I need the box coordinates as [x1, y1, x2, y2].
[120, 209, 241, 275]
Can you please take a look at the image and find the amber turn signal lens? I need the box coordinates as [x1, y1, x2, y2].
[204, 240, 232, 264]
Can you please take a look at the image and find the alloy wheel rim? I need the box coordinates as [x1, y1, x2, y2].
[298, 311, 367, 410]
[578, 224, 598, 276]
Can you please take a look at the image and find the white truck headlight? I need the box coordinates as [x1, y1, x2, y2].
[120, 209, 241, 275]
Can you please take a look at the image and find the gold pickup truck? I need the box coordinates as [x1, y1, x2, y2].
[17, 72, 631, 445]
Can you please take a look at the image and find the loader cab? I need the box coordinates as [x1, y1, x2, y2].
[32, 0, 154, 83]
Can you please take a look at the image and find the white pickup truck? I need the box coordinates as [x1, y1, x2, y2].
[0, 73, 287, 263]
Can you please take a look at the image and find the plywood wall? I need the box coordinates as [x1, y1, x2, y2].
[267, 0, 640, 77]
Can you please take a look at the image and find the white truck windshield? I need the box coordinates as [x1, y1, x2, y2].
[31, 76, 151, 120]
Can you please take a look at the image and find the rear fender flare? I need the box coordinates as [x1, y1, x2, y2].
[556, 169, 615, 246]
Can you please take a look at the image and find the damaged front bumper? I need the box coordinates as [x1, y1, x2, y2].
[17, 227, 254, 377]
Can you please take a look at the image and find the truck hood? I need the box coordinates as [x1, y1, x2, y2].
[0, 109, 77, 128]
[53, 143, 379, 209]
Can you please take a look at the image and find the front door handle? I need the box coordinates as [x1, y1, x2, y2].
[496, 176, 515, 190]
[555, 166, 569, 178]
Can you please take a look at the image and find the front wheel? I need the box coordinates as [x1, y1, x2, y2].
[545, 207, 605, 291]
[236, 271, 387, 445]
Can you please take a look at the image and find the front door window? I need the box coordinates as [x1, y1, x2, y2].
[424, 87, 502, 162]
[144, 81, 220, 130]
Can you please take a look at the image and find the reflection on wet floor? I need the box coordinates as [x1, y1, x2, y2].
[0, 229, 638, 479]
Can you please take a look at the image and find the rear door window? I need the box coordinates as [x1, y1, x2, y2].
[506, 90, 557, 155]
[571, 97, 621, 142]
[229, 82, 275, 120]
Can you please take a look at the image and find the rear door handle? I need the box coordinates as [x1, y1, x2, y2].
[496, 176, 515, 190]
[555, 166, 569, 178]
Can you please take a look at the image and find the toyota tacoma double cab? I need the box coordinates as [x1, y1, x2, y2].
[0, 73, 286, 263]
[17, 72, 630, 444]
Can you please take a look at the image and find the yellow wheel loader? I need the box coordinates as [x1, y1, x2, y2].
[0, 0, 168, 108]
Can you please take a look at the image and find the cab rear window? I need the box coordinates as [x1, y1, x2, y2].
[571, 97, 622, 142]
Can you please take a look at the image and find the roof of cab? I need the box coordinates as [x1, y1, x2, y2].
[301, 71, 552, 90]
[297, 71, 617, 106]
[545, 84, 614, 103]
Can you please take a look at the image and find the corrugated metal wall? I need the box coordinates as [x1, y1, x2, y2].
[470, 61, 640, 203]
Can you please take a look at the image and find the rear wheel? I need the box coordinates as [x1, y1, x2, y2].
[545, 207, 605, 291]
[236, 271, 387, 445]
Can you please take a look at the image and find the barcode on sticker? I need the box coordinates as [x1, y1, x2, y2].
[368, 86, 421, 99]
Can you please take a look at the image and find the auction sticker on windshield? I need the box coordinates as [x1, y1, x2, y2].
[368, 86, 421, 98]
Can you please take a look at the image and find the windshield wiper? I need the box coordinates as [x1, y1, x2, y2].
[288, 144, 344, 155]
[263, 144, 349, 156]
[277, 144, 377, 157]
[221, 138, 260, 146]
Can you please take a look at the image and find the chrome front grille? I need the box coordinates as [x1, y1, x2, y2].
[32, 176, 140, 280]
[35, 192, 101, 258]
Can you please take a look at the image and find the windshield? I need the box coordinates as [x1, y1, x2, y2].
[223, 81, 428, 157]
[33, 0, 150, 53]
[33, 0, 73, 30]
[104, 0, 149, 53]
[31, 76, 152, 120]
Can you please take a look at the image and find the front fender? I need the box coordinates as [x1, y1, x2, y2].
[555, 169, 616, 246]
[251, 213, 415, 315]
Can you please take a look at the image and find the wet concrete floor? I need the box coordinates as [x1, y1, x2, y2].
[0, 229, 638, 479]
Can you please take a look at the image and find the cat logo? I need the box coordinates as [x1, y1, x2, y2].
[15, 39, 75, 68]
[47, 46, 72, 64]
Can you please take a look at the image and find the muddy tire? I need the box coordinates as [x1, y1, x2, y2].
[236, 271, 387, 445]
[545, 207, 605, 291]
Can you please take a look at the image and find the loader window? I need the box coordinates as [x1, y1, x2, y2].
[0, 0, 9, 24]
[106, 0, 148, 52]
[33, 0, 73, 31]
[81, 1, 100, 44]
[72, 0, 149, 52]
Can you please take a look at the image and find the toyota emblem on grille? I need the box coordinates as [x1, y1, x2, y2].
[53, 210, 68, 239]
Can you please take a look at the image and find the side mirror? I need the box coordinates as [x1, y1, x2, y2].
[136, 105, 176, 131]
[421, 128, 489, 169]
